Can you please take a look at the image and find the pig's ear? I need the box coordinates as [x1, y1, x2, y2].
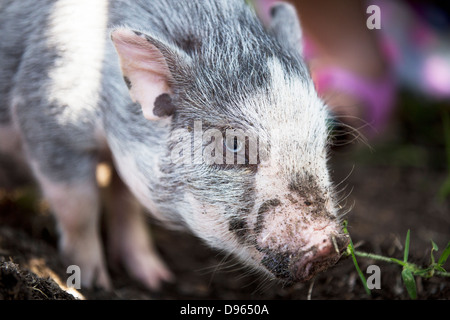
[111, 28, 190, 120]
[269, 3, 303, 55]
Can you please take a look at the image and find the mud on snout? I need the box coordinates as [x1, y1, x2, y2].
[230, 182, 350, 284]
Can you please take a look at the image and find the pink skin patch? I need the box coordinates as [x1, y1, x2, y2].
[111, 29, 172, 120]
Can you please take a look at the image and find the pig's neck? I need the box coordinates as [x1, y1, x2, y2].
[105, 114, 183, 223]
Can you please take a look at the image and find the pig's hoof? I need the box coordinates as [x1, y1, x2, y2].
[63, 255, 113, 291]
[74, 259, 113, 291]
[88, 266, 113, 291]
[123, 250, 174, 290]
[60, 241, 113, 291]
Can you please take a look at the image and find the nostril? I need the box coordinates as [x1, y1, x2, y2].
[317, 235, 349, 258]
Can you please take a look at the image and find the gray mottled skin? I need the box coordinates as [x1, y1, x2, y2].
[0, 0, 348, 288]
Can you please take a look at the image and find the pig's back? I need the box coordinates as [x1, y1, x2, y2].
[0, 0, 113, 153]
[0, 0, 53, 125]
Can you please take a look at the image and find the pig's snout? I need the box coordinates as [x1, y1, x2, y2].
[260, 234, 349, 283]
[254, 193, 349, 283]
[293, 234, 349, 282]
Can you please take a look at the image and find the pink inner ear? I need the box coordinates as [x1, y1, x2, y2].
[111, 29, 172, 120]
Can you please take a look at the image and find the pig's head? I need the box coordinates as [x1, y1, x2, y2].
[111, 1, 349, 284]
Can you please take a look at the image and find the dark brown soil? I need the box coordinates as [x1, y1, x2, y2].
[0, 101, 449, 300]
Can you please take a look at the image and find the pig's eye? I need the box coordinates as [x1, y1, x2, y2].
[224, 137, 243, 153]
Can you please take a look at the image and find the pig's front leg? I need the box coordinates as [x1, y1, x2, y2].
[29, 159, 112, 290]
[105, 166, 173, 290]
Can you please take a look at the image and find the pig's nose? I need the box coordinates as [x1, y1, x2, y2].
[261, 234, 349, 283]
[293, 234, 349, 282]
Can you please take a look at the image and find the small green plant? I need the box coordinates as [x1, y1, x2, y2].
[343, 221, 450, 299]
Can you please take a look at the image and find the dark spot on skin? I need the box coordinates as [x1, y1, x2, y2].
[133, 31, 143, 36]
[178, 36, 202, 55]
[153, 93, 176, 117]
[228, 217, 247, 243]
[227, 192, 254, 243]
[254, 199, 281, 235]
[270, 5, 280, 19]
[123, 76, 132, 89]
[261, 250, 292, 280]
[288, 174, 334, 220]
[258, 199, 281, 215]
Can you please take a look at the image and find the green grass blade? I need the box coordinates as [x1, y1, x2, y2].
[431, 240, 439, 252]
[430, 240, 438, 264]
[343, 221, 371, 296]
[389, 257, 407, 266]
[402, 268, 417, 299]
[350, 247, 371, 296]
[404, 230, 411, 263]
[438, 241, 450, 266]
[413, 267, 433, 278]
[435, 265, 446, 273]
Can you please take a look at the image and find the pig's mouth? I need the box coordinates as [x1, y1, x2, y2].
[260, 234, 350, 284]
[293, 251, 341, 282]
